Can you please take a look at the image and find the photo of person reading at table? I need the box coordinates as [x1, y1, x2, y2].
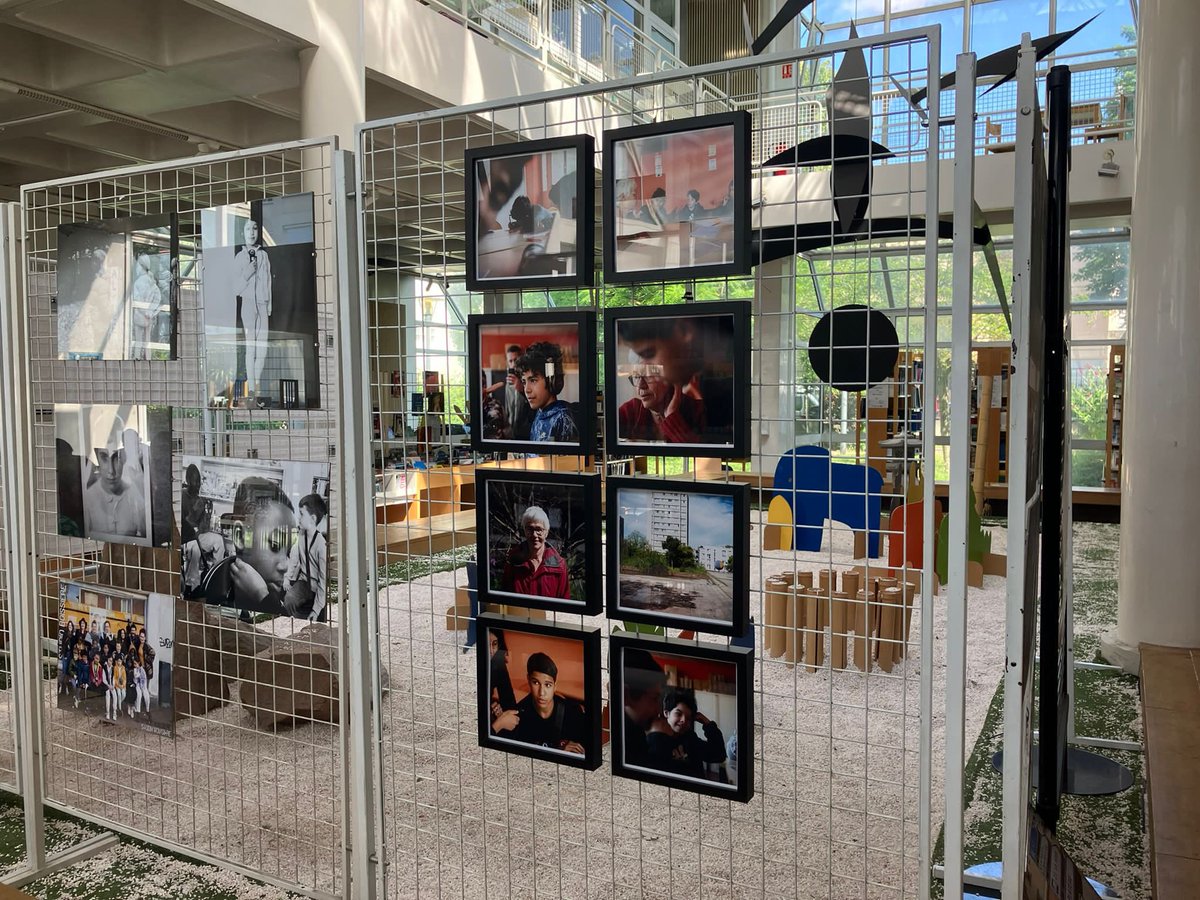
[613, 313, 735, 449]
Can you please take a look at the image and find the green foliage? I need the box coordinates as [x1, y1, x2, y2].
[1073, 241, 1129, 303]
[1071, 368, 1111, 442]
[935, 487, 994, 583]
[661, 535, 701, 572]
[620, 532, 671, 576]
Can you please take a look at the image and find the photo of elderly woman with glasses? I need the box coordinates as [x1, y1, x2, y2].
[605, 301, 750, 458]
[476, 469, 603, 615]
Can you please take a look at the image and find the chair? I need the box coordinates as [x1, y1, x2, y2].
[1084, 94, 1132, 143]
[983, 117, 1014, 154]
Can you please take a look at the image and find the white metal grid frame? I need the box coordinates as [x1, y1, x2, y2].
[0, 203, 17, 794]
[16, 139, 348, 899]
[358, 26, 974, 900]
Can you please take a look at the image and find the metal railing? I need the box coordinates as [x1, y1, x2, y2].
[435, 0, 683, 86]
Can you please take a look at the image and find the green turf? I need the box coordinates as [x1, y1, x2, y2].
[933, 522, 1148, 898]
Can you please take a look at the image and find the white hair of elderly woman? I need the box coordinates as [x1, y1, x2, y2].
[520, 505, 550, 530]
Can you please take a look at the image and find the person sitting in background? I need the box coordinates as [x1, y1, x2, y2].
[621, 648, 666, 768]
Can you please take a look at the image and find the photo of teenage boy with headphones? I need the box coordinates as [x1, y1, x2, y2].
[513, 341, 579, 443]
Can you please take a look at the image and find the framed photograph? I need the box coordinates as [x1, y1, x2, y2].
[604, 301, 750, 458]
[465, 136, 594, 292]
[603, 111, 751, 282]
[56, 213, 178, 361]
[55, 403, 172, 548]
[180, 455, 331, 620]
[476, 469, 602, 615]
[56, 580, 175, 737]
[607, 477, 749, 636]
[610, 634, 753, 802]
[468, 310, 597, 454]
[476, 614, 602, 770]
[200, 192, 319, 409]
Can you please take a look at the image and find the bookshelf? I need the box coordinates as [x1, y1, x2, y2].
[1104, 344, 1125, 489]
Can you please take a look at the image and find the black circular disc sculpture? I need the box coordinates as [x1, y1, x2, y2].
[807, 304, 900, 391]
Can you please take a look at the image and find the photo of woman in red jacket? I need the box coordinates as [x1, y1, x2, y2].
[480, 471, 600, 614]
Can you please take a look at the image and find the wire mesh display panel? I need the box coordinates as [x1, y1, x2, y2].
[19, 141, 346, 898]
[360, 30, 951, 900]
[0, 362, 13, 791]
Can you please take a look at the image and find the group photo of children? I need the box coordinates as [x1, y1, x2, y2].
[56, 581, 175, 737]
[180, 455, 331, 621]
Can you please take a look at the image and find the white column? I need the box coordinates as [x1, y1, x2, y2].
[298, 0, 365, 145]
[1107, 0, 1200, 663]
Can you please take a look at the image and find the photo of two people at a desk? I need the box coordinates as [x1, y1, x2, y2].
[611, 122, 739, 274]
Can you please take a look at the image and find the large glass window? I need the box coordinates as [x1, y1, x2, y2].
[970, 0, 1050, 58]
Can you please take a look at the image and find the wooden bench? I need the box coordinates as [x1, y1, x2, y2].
[1140, 644, 1200, 897]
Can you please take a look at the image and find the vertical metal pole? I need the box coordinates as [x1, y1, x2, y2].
[918, 23, 942, 900]
[334, 146, 385, 899]
[1037, 64, 1071, 833]
[944, 51, 977, 900]
[0, 202, 46, 874]
[1002, 36, 1040, 898]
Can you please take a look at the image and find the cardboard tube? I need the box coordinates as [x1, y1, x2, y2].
[877, 587, 904, 673]
[764, 576, 789, 658]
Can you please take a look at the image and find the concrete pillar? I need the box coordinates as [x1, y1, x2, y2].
[1106, 0, 1200, 666]
[298, 0, 365, 145]
[753, 258, 795, 470]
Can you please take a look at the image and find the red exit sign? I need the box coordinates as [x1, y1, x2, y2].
[781, 63, 793, 79]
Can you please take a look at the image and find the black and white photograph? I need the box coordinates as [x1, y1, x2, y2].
[608, 477, 749, 636]
[476, 614, 602, 770]
[468, 310, 597, 455]
[476, 470, 602, 615]
[56, 580, 175, 738]
[603, 111, 750, 282]
[180, 455, 331, 620]
[604, 301, 750, 458]
[55, 403, 172, 548]
[56, 213, 177, 361]
[610, 634, 753, 801]
[200, 192, 320, 409]
[465, 136, 594, 291]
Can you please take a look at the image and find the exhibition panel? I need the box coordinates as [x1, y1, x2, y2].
[15, 140, 350, 898]
[359, 26, 959, 900]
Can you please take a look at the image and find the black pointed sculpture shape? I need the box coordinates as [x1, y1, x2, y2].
[760, 134, 895, 169]
[751, 0, 817, 56]
[909, 15, 1098, 106]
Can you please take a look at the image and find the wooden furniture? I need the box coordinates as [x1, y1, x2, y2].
[1104, 344, 1126, 488]
[1140, 644, 1200, 898]
[1084, 94, 1133, 143]
[858, 350, 923, 492]
[970, 348, 1011, 512]
[983, 116, 1015, 154]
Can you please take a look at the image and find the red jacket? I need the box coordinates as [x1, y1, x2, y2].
[617, 394, 704, 444]
[502, 543, 570, 600]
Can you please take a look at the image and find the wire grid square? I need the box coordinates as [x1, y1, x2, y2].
[362, 34, 944, 900]
[0, 424, 13, 790]
[20, 142, 344, 898]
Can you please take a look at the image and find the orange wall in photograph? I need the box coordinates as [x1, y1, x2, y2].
[500, 628, 587, 704]
[626, 125, 735, 213]
[479, 326, 581, 369]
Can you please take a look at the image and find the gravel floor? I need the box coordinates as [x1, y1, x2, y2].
[0, 512, 1013, 900]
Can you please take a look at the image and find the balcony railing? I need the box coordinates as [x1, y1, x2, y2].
[425, 0, 683, 87]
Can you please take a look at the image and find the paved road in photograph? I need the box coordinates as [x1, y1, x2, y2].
[620, 569, 734, 623]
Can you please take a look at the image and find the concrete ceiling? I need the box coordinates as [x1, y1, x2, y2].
[0, 0, 433, 198]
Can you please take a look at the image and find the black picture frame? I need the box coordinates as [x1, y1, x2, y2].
[606, 476, 749, 636]
[609, 633, 754, 802]
[602, 110, 751, 283]
[476, 469, 602, 615]
[603, 300, 751, 459]
[464, 135, 595, 292]
[468, 309, 597, 455]
[476, 614, 602, 770]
